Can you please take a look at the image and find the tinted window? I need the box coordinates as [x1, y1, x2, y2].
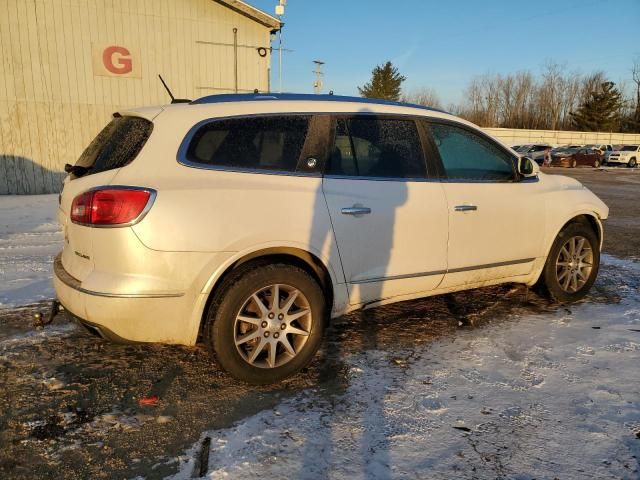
[429, 123, 515, 181]
[328, 117, 426, 179]
[186, 116, 310, 172]
[75, 116, 153, 177]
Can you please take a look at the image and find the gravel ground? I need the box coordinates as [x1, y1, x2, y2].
[0, 167, 639, 479]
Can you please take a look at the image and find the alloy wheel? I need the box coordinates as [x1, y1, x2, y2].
[555, 236, 593, 293]
[233, 283, 312, 369]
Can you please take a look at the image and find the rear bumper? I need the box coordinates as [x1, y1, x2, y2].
[53, 254, 204, 345]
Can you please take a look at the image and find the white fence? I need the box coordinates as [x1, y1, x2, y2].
[483, 127, 640, 147]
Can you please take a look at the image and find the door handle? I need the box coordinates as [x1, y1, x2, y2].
[454, 205, 478, 212]
[341, 206, 371, 215]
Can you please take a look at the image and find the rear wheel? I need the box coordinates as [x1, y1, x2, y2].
[570, 159, 577, 168]
[593, 159, 600, 168]
[536, 222, 600, 303]
[204, 262, 326, 384]
[629, 157, 637, 168]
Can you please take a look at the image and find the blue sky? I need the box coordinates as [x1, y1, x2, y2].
[249, 0, 640, 105]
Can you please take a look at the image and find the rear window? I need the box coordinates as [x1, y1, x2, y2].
[327, 117, 426, 179]
[184, 115, 311, 172]
[73, 116, 153, 177]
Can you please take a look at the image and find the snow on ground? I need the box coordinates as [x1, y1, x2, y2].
[169, 256, 640, 480]
[0, 194, 62, 308]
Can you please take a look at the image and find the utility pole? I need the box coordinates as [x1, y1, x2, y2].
[275, 1, 286, 93]
[313, 60, 324, 94]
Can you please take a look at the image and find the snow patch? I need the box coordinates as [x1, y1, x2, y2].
[167, 260, 640, 480]
[0, 194, 62, 308]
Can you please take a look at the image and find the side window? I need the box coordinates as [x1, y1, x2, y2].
[429, 123, 515, 181]
[185, 115, 310, 172]
[327, 117, 426, 179]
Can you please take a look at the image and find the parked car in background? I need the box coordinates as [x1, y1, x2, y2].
[516, 144, 554, 165]
[552, 144, 583, 154]
[550, 147, 602, 168]
[585, 144, 613, 156]
[53, 93, 609, 384]
[606, 145, 639, 168]
[511, 144, 522, 151]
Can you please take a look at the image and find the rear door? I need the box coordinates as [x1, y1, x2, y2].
[322, 115, 448, 305]
[59, 115, 154, 281]
[424, 120, 546, 288]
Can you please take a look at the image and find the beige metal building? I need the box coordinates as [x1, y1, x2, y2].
[0, 0, 280, 194]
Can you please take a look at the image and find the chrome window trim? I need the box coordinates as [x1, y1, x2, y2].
[424, 118, 522, 184]
[323, 174, 438, 183]
[177, 113, 320, 175]
[176, 112, 436, 179]
[70, 185, 157, 229]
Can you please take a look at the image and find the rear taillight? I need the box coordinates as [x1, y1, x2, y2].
[70, 188, 154, 226]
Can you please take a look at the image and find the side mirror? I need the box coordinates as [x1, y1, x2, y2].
[518, 156, 539, 178]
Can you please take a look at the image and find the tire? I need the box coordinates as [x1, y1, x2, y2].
[536, 221, 600, 303]
[204, 262, 326, 384]
[570, 159, 577, 168]
[593, 159, 600, 168]
[629, 158, 637, 168]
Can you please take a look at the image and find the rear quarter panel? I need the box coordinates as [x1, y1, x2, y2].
[112, 104, 346, 292]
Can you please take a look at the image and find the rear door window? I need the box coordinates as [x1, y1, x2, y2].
[74, 116, 153, 177]
[327, 117, 426, 179]
[185, 115, 312, 172]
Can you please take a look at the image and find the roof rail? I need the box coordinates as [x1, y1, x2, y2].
[189, 93, 448, 114]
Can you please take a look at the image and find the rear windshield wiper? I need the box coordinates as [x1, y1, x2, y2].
[64, 164, 91, 177]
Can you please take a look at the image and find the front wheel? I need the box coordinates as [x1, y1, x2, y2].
[204, 262, 326, 384]
[593, 159, 600, 168]
[536, 221, 600, 303]
[570, 159, 577, 168]
[629, 158, 637, 168]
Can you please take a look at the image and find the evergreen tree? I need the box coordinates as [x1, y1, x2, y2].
[358, 61, 406, 101]
[570, 81, 623, 131]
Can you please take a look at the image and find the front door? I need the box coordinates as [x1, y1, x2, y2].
[322, 116, 448, 305]
[425, 121, 546, 288]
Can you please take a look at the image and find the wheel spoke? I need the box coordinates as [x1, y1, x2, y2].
[287, 326, 310, 337]
[248, 339, 266, 364]
[252, 293, 269, 316]
[267, 342, 277, 368]
[576, 237, 585, 254]
[287, 309, 310, 322]
[560, 246, 570, 260]
[577, 269, 587, 281]
[558, 268, 569, 282]
[578, 249, 592, 261]
[237, 315, 261, 326]
[271, 284, 280, 310]
[236, 329, 261, 345]
[562, 273, 571, 290]
[570, 273, 578, 292]
[281, 290, 300, 314]
[280, 336, 296, 356]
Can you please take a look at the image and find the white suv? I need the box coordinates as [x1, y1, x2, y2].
[54, 94, 608, 384]
[606, 145, 639, 168]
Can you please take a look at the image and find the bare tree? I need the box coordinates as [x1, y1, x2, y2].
[401, 87, 442, 109]
[454, 64, 634, 131]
